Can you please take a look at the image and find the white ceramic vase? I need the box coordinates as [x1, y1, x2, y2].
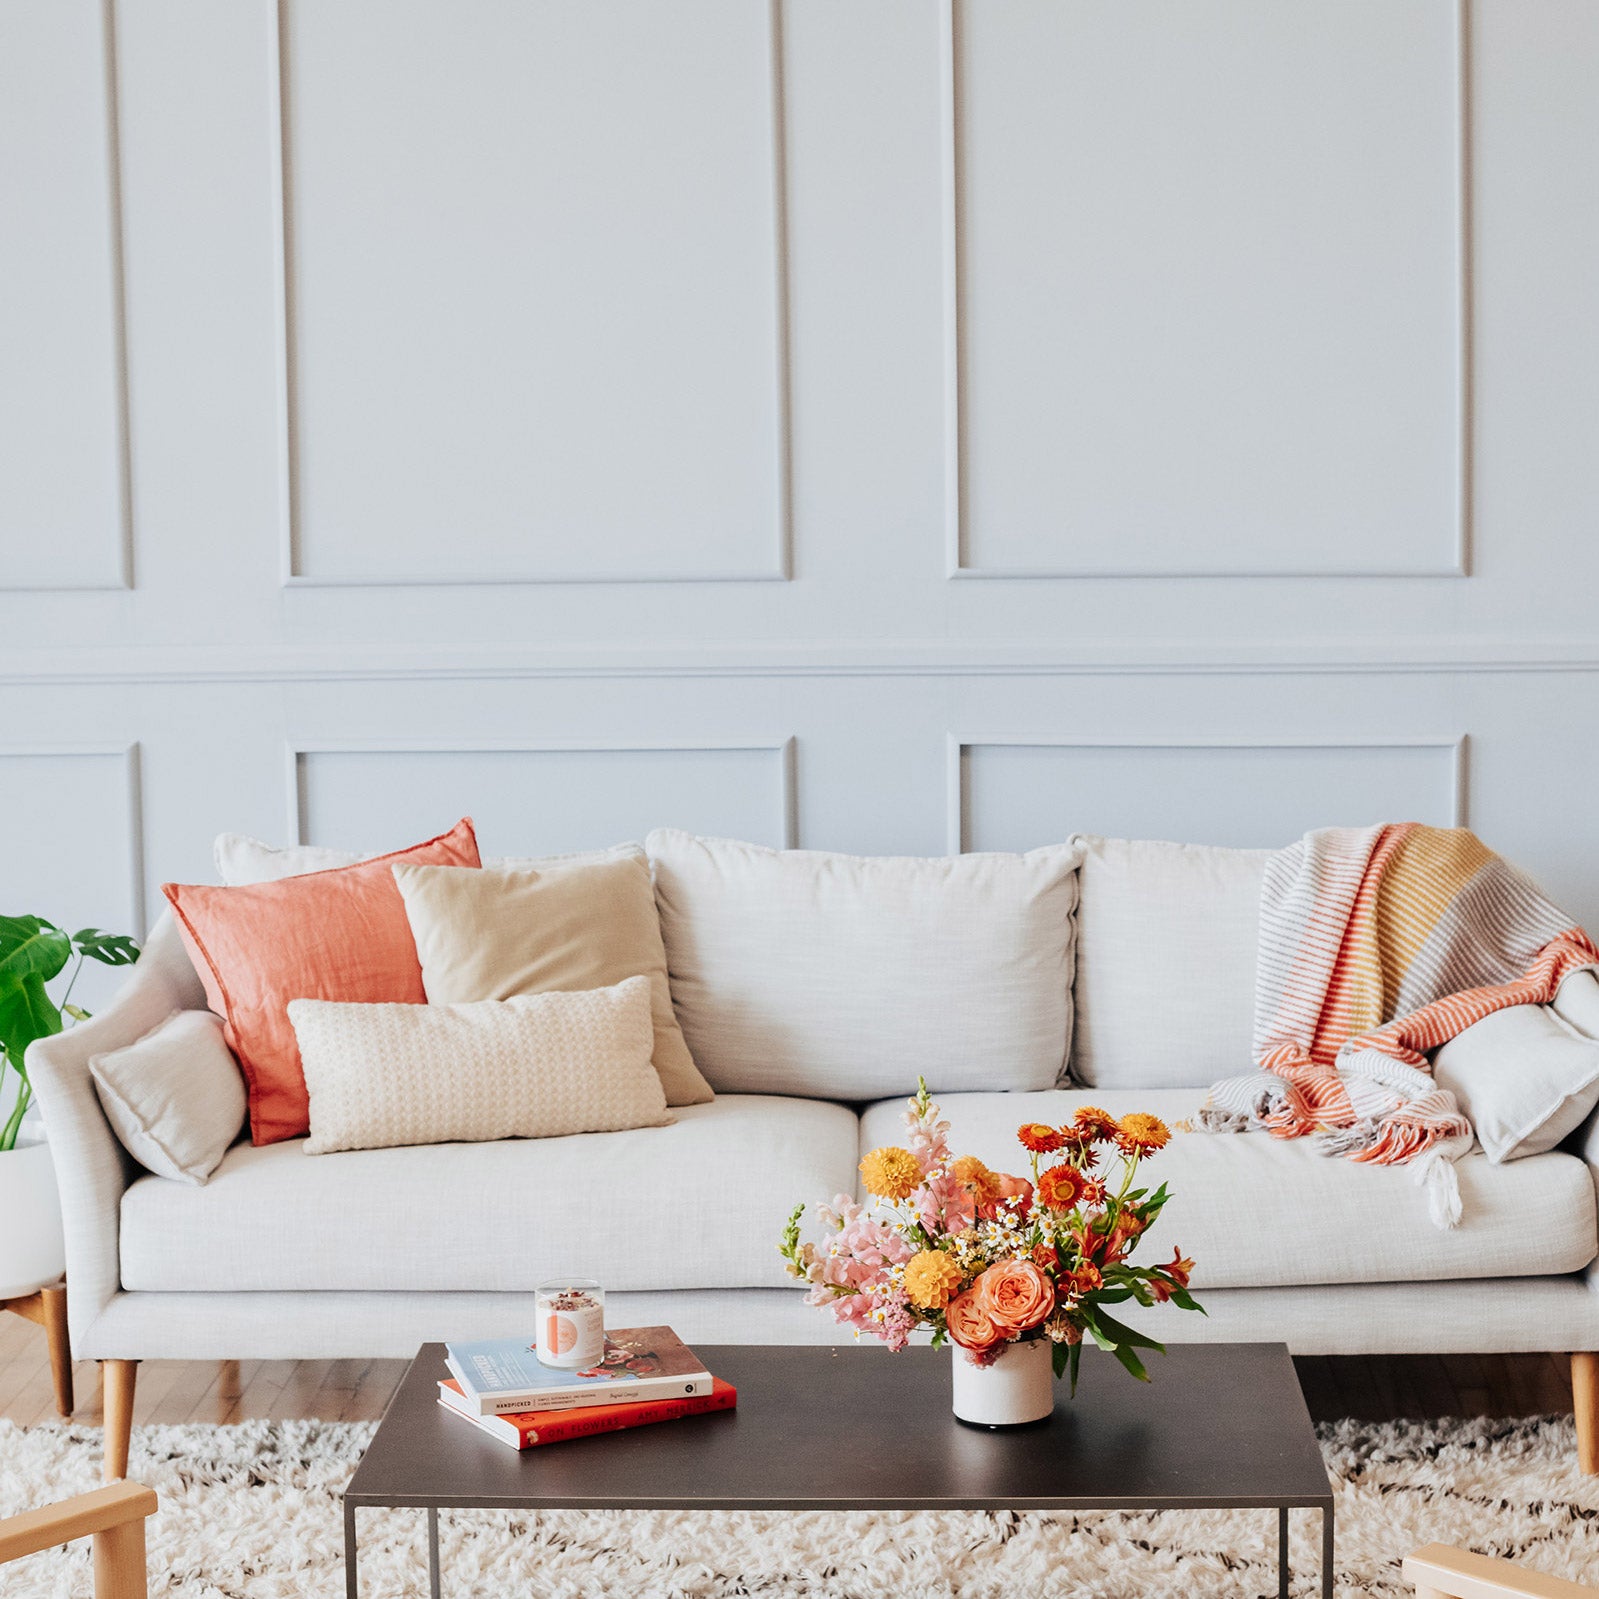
[0, 1136, 67, 1299]
[951, 1336, 1056, 1428]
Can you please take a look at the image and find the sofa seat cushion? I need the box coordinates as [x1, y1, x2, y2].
[858, 1090, 1597, 1290]
[120, 1095, 858, 1294]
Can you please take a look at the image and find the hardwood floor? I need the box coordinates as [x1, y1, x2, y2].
[0, 1310, 1576, 1430]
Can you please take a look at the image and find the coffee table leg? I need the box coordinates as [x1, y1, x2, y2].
[344, 1501, 357, 1599]
[1277, 1506, 1289, 1598]
[1321, 1502, 1334, 1599]
[428, 1506, 441, 1599]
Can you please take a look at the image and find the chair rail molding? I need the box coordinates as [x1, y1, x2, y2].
[269, 0, 792, 588]
[284, 735, 799, 851]
[940, 0, 1472, 581]
[945, 732, 1469, 855]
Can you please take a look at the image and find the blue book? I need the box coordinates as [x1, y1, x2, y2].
[444, 1326, 714, 1417]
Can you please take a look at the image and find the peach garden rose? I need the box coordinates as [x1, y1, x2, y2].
[976, 1257, 1054, 1337]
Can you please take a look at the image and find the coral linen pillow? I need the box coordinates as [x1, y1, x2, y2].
[392, 854, 712, 1107]
[162, 817, 480, 1145]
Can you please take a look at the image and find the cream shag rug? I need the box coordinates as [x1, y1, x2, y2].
[3, 1415, 1599, 1597]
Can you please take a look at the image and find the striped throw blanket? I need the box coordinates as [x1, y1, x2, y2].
[1203, 824, 1599, 1226]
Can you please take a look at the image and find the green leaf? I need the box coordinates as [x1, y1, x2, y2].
[1166, 1287, 1206, 1314]
[0, 916, 71, 982]
[72, 929, 140, 967]
[0, 969, 61, 1075]
[1052, 1340, 1069, 1379]
[1112, 1341, 1151, 1382]
[1068, 1339, 1081, 1397]
[1088, 1308, 1166, 1354]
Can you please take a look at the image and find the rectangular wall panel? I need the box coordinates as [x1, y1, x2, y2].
[293, 740, 795, 857]
[955, 737, 1463, 853]
[0, 746, 143, 1013]
[0, 0, 128, 588]
[280, 0, 788, 583]
[951, 0, 1464, 576]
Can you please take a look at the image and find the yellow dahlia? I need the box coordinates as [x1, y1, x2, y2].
[1115, 1112, 1171, 1156]
[903, 1248, 964, 1310]
[859, 1145, 922, 1201]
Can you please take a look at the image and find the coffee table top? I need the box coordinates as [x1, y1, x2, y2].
[346, 1341, 1330, 1513]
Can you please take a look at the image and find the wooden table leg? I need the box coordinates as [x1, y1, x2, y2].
[102, 1361, 139, 1482]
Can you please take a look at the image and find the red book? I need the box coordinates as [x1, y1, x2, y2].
[437, 1375, 737, 1449]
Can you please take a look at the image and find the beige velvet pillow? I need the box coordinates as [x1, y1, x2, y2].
[392, 854, 713, 1106]
[289, 977, 670, 1155]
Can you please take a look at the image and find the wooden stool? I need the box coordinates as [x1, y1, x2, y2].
[1, 1277, 71, 1416]
[0, 1481, 158, 1598]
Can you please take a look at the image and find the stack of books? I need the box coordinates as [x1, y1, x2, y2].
[439, 1324, 736, 1450]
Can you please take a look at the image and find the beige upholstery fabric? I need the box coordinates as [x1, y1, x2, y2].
[647, 829, 1080, 1099]
[393, 856, 712, 1106]
[858, 1088, 1597, 1288]
[117, 1094, 860, 1293]
[1070, 835, 1270, 1089]
[89, 1009, 246, 1185]
[289, 977, 669, 1156]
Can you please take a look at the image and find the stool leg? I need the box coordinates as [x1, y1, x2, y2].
[40, 1283, 72, 1417]
[93, 1516, 148, 1599]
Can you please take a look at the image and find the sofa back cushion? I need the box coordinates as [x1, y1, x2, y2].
[646, 829, 1080, 1099]
[1070, 835, 1268, 1089]
[215, 831, 634, 885]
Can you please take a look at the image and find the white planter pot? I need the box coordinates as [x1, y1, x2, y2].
[0, 1138, 66, 1300]
[951, 1336, 1056, 1428]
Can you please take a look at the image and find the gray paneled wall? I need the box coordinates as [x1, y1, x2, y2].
[3, 0, 1599, 958]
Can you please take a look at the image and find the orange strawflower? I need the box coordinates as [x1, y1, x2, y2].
[1017, 1122, 1067, 1154]
[1035, 1163, 1085, 1213]
[903, 1249, 964, 1310]
[1114, 1113, 1171, 1157]
[1077, 1175, 1107, 1206]
[859, 1146, 921, 1202]
[950, 1155, 1000, 1206]
[1073, 1106, 1120, 1143]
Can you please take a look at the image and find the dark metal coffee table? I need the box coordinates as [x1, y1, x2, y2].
[344, 1340, 1333, 1597]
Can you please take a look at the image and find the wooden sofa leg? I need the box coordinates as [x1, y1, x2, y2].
[40, 1283, 72, 1417]
[1573, 1353, 1599, 1475]
[101, 1361, 138, 1483]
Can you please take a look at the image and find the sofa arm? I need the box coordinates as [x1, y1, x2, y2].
[26, 912, 206, 1351]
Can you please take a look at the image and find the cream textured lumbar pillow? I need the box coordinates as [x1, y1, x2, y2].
[89, 1009, 247, 1184]
[392, 854, 712, 1106]
[214, 831, 642, 886]
[288, 976, 669, 1156]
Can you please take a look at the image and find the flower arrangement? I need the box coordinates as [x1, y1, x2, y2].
[780, 1081, 1202, 1392]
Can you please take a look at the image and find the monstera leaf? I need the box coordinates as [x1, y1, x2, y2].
[71, 928, 140, 967]
[0, 916, 72, 984]
[0, 969, 61, 1075]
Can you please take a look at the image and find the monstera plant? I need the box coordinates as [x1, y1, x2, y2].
[0, 916, 138, 1152]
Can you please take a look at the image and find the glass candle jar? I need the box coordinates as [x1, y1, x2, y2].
[534, 1279, 605, 1369]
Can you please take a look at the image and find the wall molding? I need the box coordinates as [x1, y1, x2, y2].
[0, 742, 146, 929]
[940, 0, 1472, 581]
[285, 735, 798, 849]
[9, 638, 1599, 686]
[1, 0, 134, 594]
[271, 0, 792, 588]
[944, 732, 1468, 853]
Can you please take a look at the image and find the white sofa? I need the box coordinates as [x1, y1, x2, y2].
[30, 831, 1599, 1471]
